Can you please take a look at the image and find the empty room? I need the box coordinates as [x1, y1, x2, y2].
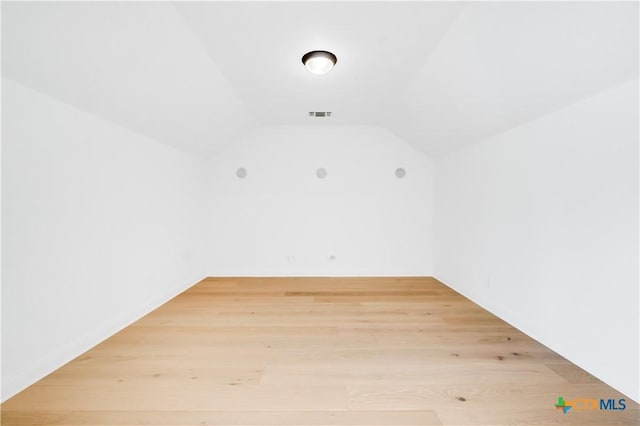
[1, 1, 638, 425]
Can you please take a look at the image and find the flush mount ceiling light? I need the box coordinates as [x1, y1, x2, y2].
[302, 50, 337, 75]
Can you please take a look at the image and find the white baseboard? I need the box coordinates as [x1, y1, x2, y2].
[1, 274, 206, 402]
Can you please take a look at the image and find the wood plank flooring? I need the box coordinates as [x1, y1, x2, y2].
[2, 277, 638, 425]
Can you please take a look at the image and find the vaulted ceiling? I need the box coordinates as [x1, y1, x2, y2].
[3, 2, 638, 156]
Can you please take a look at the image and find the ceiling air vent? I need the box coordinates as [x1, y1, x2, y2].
[309, 112, 332, 117]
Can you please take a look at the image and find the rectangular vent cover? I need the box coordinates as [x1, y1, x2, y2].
[309, 111, 332, 117]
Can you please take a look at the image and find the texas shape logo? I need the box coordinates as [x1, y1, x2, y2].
[555, 396, 572, 414]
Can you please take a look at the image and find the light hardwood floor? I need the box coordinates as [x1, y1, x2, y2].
[2, 277, 637, 425]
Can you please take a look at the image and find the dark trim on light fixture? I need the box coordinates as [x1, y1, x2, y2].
[302, 50, 337, 67]
[302, 50, 337, 74]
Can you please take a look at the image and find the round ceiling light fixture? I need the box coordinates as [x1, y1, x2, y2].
[302, 50, 337, 75]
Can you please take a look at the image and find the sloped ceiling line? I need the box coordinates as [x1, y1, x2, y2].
[3, 2, 637, 157]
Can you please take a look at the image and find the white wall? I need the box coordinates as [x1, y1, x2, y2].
[1, 79, 207, 401]
[1, 76, 4, 401]
[4, 71, 635, 405]
[434, 79, 639, 401]
[205, 125, 434, 277]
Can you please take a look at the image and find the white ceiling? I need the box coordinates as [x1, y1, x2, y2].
[2, 2, 638, 156]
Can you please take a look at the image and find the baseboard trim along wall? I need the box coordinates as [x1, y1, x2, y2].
[2, 274, 206, 402]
